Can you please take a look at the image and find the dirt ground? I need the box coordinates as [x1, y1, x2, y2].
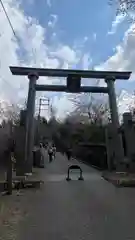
[0, 188, 40, 240]
[2, 153, 135, 240]
[0, 165, 45, 239]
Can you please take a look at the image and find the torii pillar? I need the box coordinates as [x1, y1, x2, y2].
[105, 76, 124, 170]
[25, 72, 39, 174]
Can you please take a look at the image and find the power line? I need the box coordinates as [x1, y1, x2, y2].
[0, 0, 40, 69]
[0, 0, 21, 96]
[0, 0, 18, 40]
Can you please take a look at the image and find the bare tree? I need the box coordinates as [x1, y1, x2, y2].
[127, 91, 135, 116]
[109, 0, 135, 19]
[69, 93, 110, 125]
[4, 104, 20, 123]
[0, 102, 5, 120]
[0, 101, 22, 125]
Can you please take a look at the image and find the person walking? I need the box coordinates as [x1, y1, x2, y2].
[52, 144, 56, 160]
[48, 146, 53, 163]
[66, 148, 72, 161]
[39, 143, 45, 168]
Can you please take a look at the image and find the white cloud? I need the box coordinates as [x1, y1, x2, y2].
[48, 14, 58, 28]
[117, 90, 135, 119]
[51, 45, 80, 65]
[108, 14, 126, 35]
[93, 33, 97, 40]
[27, 0, 34, 4]
[45, 16, 135, 119]
[47, 0, 52, 7]
[84, 36, 88, 42]
[95, 22, 135, 84]
[52, 93, 75, 119]
[93, 20, 135, 116]
[51, 18, 135, 119]
[82, 53, 92, 70]
[0, 0, 83, 118]
[52, 32, 56, 37]
[62, 61, 70, 69]
[1, 0, 134, 120]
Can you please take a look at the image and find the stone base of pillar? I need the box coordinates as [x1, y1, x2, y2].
[14, 126, 26, 176]
[106, 124, 125, 171]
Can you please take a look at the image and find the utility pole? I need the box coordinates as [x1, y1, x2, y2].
[38, 97, 50, 119]
[36, 97, 50, 145]
[6, 121, 14, 195]
[132, 91, 135, 122]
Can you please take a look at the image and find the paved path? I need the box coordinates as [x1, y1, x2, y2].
[18, 152, 135, 240]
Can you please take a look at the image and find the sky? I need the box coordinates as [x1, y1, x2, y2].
[0, 0, 135, 119]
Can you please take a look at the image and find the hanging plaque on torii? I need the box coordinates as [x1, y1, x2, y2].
[66, 74, 81, 93]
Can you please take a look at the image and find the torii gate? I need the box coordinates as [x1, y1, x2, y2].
[10, 66, 131, 173]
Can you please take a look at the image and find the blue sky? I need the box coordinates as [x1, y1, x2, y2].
[21, 0, 122, 59]
[20, 0, 131, 84]
[20, 0, 124, 59]
[0, 0, 135, 118]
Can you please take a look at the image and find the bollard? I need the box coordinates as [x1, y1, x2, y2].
[66, 165, 84, 181]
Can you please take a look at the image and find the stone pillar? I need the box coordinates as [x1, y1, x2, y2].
[105, 77, 119, 126]
[25, 72, 39, 174]
[105, 77, 124, 170]
[105, 125, 113, 171]
[123, 112, 135, 171]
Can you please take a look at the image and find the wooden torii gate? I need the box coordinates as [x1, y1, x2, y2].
[10, 66, 131, 173]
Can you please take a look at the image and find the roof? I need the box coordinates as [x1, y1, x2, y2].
[10, 66, 131, 80]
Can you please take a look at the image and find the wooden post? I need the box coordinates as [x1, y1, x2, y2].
[105, 127, 112, 171]
[6, 151, 12, 195]
[6, 122, 14, 195]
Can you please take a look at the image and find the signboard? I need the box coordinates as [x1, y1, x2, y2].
[66, 75, 81, 93]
